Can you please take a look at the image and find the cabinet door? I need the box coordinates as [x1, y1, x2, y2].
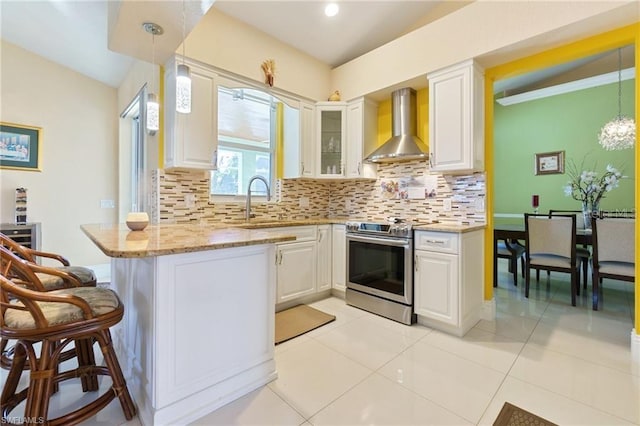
[164, 58, 218, 170]
[428, 60, 483, 173]
[316, 103, 346, 177]
[346, 99, 377, 179]
[300, 102, 316, 178]
[414, 250, 459, 326]
[316, 225, 332, 291]
[276, 241, 317, 303]
[331, 225, 346, 292]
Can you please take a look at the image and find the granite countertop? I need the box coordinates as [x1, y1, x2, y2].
[81, 223, 296, 258]
[82, 219, 486, 258]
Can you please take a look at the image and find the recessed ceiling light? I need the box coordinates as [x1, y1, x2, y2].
[325, 3, 339, 17]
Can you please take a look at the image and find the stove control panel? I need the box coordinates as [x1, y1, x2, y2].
[345, 221, 413, 238]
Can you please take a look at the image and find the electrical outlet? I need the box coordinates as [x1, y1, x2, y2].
[185, 193, 196, 207]
[443, 198, 452, 212]
[299, 197, 309, 208]
[100, 199, 115, 209]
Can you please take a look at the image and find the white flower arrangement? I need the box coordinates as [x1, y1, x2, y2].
[563, 158, 623, 205]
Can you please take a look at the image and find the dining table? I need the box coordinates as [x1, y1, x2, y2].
[493, 220, 593, 247]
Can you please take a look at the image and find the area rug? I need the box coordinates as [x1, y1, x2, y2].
[493, 402, 558, 426]
[275, 305, 336, 345]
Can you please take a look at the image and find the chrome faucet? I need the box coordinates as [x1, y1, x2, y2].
[245, 175, 271, 221]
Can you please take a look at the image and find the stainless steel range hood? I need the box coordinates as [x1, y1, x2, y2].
[365, 87, 428, 163]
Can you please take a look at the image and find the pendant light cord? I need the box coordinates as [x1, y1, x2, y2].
[617, 48, 622, 119]
[182, 0, 186, 63]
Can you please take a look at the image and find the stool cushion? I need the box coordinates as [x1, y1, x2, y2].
[35, 266, 96, 290]
[5, 287, 119, 330]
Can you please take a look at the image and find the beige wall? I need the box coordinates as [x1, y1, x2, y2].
[0, 41, 118, 266]
[185, 9, 332, 102]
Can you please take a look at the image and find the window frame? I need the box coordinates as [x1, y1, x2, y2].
[210, 75, 300, 203]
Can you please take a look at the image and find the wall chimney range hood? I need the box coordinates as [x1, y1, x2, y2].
[365, 87, 428, 163]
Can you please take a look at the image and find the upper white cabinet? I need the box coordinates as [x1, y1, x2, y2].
[164, 56, 218, 170]
[316, 102, 346, 177]
[345, 98, 378, 179]
[300, 102, 316, 178]
[427, 59, 484, 174]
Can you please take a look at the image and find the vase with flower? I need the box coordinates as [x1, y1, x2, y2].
[563, 158, 623, 229]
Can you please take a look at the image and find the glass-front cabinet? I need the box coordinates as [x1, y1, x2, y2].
[316, 102, 346, 177]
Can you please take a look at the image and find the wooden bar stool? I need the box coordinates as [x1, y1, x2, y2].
[0, 242, 96, 372]
[0, 273, 136, 425]
[0, 232, 97, 289]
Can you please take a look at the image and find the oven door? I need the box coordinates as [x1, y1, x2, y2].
[346, 233, 413, 305]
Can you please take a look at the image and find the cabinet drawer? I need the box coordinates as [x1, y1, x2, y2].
[270, 226, 317, 243]
[414, 231, 459, 254]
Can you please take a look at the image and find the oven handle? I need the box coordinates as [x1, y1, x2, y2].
[346, 234, 411, 248]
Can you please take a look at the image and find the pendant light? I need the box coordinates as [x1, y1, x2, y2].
[598, 48, 635, 150]
[143, 22, 163, 134]
[176, 0, 192, 114]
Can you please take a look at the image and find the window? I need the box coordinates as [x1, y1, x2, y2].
[211, 86, 275, 197]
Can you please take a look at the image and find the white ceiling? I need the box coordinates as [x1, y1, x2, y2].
[0, 1, 635, 93]
[213, 1, 464, 68]
[0, 0, 463, 88]
[0, 0, 134, 87]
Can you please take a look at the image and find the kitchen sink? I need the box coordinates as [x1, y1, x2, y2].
[222, 219, 309, 229]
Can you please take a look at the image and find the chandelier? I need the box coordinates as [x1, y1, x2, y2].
[598, 48, 635, 150]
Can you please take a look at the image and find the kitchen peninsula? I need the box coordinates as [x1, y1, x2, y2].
[81, 223, 296, 425]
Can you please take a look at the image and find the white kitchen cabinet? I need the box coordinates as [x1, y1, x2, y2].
[427, 59, 484, 173]
[414, 229, 483, 336]
[164, 56, 218, 170]
[283, 101, 315, 179]
[317, 225, 332, 291]
[273, 226, 318, 305]
[331, 224, 346, 293]
[345, 98, 378, 179]
[276, 241, 317, 303]
[316, 102, 346, 177]
[300, 102, 316, 178]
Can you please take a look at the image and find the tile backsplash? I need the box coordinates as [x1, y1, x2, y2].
[154, 160, 486, 225]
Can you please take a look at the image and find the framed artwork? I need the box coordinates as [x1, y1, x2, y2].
[534, 150, 564, 175]
[0, 122, 42, 171]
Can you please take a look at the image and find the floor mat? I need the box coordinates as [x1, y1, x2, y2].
[493, 402, 558, 426]
[275, 304, 336, 345]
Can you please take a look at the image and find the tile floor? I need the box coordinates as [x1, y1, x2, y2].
[4, 264, 638, 425]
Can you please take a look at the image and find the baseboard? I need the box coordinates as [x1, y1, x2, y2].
[632, 329, 640, 373]
[482, 298, 496, 321]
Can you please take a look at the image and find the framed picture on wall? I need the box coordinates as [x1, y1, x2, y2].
[535, 151, 564, 175]
[0, 122, 42, 171]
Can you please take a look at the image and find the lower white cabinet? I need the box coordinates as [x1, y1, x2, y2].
[317, 225, 332, 291]
[331, 224, 346, 292]
[273, 226, 318, 304]
[414, 229, 483, 336]
[276, 240, 317, 303]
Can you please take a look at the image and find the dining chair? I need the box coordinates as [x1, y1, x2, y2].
[493, 239, 525, 287]
[548, 210, 590, 290]
[524, 213, 579, 306]
[591, 217, 634, 310]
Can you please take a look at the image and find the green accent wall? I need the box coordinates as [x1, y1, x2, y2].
[494, 79, 635, 216]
